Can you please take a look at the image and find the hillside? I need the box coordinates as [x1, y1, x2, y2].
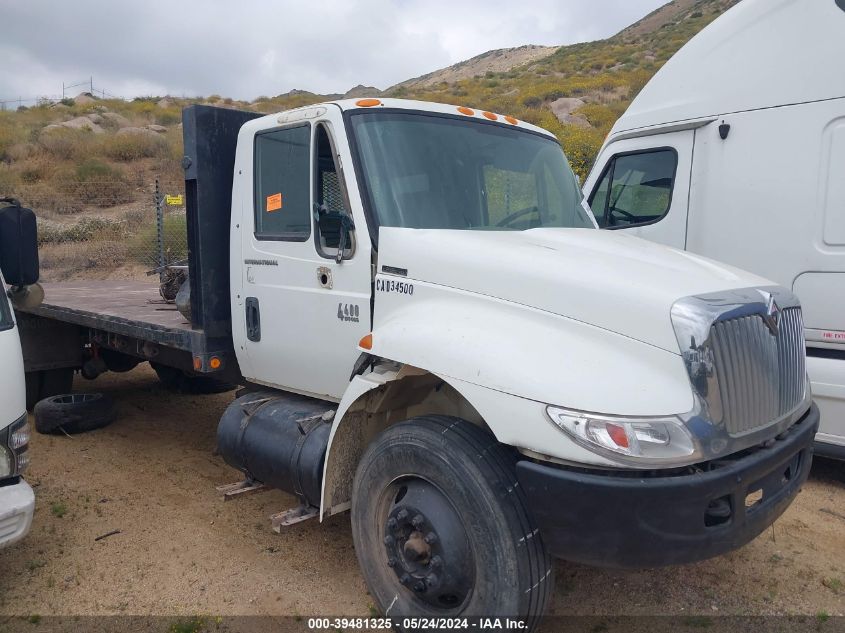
[0, 0, 738, 281]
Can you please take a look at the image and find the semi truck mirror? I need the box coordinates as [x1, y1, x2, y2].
[0, 198, 40, 288]
[316, 209, 355, 263]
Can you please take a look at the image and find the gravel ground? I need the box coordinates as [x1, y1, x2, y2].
[0, 366, 843, 623]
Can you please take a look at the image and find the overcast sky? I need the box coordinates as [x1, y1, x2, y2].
[0, 0, 666, 103]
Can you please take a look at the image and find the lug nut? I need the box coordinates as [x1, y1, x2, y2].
[412, 514, 425, 528]
[387, 518, 398, 531]
[396, 509, 409, 521]
[426, 573, 439, 589]
[387, 557, 397, 568]
[424, 532, 438, 545]
[400, 573, 411, 586]
[384, 535, 394, 546]
[412, 580, 427, 593]
[430, 555, 443, 569]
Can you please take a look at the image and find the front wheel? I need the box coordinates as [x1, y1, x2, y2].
[351, 416, 552, 628]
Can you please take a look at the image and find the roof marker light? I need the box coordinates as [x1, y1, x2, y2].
[457, 106, 475, 116]
[504, 115, 518, 125]
[482, 111, 498, 121]
[356, 98, 382, 107]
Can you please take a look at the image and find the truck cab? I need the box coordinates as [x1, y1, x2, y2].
[583, 0, 845, 458]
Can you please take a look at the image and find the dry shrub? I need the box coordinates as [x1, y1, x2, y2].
[52, 159, 133, 211]
[38, 127, 96, 161]
[38, 240, 129, 281]
[100, 132, 168, 161]
[38, 216, 128, 245]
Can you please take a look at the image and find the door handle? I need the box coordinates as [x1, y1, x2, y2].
[245, 297, 261, 342]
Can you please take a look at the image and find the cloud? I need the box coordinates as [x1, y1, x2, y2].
[0, 0, 665, 103]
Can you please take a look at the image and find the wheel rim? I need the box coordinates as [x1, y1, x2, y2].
[380, 477, 475, 610]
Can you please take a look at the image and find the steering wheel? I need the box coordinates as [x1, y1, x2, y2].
[608, 207, 638, 225]
[495, 205, 539, 228]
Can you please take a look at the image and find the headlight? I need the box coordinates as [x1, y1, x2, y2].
[546, 406, 698, 466]
[2, 416, 30, 477]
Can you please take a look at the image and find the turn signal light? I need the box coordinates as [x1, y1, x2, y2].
[356, 98, 382, 107]
[209, 357, 222, 370]
[359, 333, 373, 350]
[193, 356, 202, 371]
[606, 423, 629, 449]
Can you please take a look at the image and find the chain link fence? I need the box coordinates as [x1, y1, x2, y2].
[12, 178, 189, 281]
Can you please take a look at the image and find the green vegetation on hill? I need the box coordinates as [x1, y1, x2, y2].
[0, 0, 737, 280]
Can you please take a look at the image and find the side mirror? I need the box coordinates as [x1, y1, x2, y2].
[0, 198, 42, 308]
[315, 204, 355, 264]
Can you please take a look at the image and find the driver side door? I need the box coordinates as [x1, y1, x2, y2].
[584, 130, 693, 249]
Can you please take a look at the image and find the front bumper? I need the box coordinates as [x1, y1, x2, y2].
[516, 403, 819, 568]
[0, 477, 35, 548]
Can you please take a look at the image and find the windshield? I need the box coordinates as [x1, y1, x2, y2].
[349, 111, 594, 232]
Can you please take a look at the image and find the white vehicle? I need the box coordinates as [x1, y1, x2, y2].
[583, 0, 845, 459]
[0, 199, 37, 548]
[15, 99, 818, 624]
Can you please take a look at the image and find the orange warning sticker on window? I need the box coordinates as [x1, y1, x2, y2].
[266, 193, 282, 212]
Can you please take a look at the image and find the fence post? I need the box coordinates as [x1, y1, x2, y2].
[155, 178, 165, 269]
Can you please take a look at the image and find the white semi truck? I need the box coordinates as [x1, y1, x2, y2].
[0, 200, 37, 548]
[13, 99, 818, 624]
[583, 0, 845, 459]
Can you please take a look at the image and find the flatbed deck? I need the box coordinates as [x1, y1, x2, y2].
[22, 280, 195, 351]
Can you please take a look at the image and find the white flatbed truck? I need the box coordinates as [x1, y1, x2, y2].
[11, 99, 818, 624]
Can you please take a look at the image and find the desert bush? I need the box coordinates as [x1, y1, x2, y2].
[100, 131, 168, 161]
[155, 107, 182, 126]
[38, 127, 97, 161]
[53, 159, 133, 210]
[128, 212, 187, 266]
[38, 216, 128, 245]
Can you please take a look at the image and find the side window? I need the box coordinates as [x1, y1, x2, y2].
[482, 165, 539, 228]
[314, 125, 351, 255]
[253, 125, 311, 240]
[589, 149, 677, 228]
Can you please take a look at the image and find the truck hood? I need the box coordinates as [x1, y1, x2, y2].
[377, 227, 772, 353]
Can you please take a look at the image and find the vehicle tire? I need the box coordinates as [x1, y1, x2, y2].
[25, 368, 75, 411]
[34, 393, 117, 435]
[151, 362, 234, 394]
[351, 415, 553, 629]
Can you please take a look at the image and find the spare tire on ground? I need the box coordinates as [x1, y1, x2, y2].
[34, 393, 117, 435]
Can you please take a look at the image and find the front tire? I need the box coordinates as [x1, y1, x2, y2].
[351, 416, 552, 628]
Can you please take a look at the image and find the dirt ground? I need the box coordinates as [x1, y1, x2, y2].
[0, 365, 843, 621]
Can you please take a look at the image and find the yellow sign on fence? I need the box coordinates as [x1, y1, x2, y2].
[165, 194, 184, 206]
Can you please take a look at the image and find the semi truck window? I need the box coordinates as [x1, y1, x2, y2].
[589, 148, 677, 228]
[314, 124, 351, 255]
[253, 124, 311, 240]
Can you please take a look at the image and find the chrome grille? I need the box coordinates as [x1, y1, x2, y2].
[709, 307, 806, 436]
